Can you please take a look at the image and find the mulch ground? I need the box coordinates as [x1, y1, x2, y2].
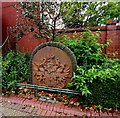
[0, 94, 119, 117]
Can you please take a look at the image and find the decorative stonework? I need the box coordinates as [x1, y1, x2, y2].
[30, 42, 77, 88]
[32, 55, 71, 88]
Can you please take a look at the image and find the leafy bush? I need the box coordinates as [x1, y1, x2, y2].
[84, 59, 120, 109]
[55, 29, 110, 68]
[55, 30, 120, 109]
[2, 51, 31, 95]
[68, 60, 120, 95]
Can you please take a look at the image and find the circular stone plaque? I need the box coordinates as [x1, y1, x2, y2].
[29, 42, 77, 88]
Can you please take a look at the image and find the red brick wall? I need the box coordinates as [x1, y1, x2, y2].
[2, 2, 120, 59]
[2, 2, 18, 53]
[106, 20, 120, 58]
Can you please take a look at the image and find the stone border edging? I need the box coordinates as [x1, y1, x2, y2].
[0, 95, 119, 117]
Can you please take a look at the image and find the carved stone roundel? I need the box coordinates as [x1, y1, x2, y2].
[30, 42, 77, 88]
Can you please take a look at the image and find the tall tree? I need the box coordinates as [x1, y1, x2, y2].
[9, 2, 64, 41]
[61, 2, 120, 28]
[9, 2, 120, 42]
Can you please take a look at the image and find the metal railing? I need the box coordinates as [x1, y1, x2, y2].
[2, 82, 80, 98]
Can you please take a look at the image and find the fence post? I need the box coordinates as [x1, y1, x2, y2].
[34, 85, 38, 98]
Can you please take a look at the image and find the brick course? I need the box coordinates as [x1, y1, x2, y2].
[1, 95, 120, 117]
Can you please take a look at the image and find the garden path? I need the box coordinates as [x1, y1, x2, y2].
[0, 95, 119, 117]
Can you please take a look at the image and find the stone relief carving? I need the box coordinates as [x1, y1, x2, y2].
[32, 55, 71, 88]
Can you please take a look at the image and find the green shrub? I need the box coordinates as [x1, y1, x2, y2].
[55, 30, 120, 109]
[55, 29, 110, 68]
[85, 59, 120, 109]
[2, 51, 31, 95]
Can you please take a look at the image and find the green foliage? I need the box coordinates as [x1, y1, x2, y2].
[61, 2, 120, 28]
[55, 30, 120, 109]
[11, 2, 63, 41]
[2, 51, 31, 95]
[68, 61, 120, 97]
[83, 59, 120, 109]
[55, 29, 109, 67]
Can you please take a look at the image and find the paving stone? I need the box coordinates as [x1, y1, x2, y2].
[22, 99, 27, 105]
[27, 106, 34, 113]
[45, 102, 51, 111]
[66, 113, 72, 117]
[12, 98, 18, 104]
[39, 102, 46, 109]
[55, 112, 61, 116]
[2, 102, 8, 107]
[109, 113, 116, 117]
[34, 101, 39, 107]
[32, 101, 37, 107]
[92, 111, 101, 116]
[37, 101, 43, 108]
[24, 99, 31, 106]
[31, 107, 39, 114]
[70, 108, 76, 115]
[10, 95, 16, 103]
[55, 103, 63, 113]
[49, 103, 55, 111]
[42, 102, 48, 109]
[19, 97, 26, 105]
[8, 95, 15, 103]
[29, 100, 35, 106]
[74, 111, 86, 116]
[56, 106, 61, 112]
[23, 106, 31, 113]
[44, 102, 49, 108]
[19, 105, 27, 112]
[45, 110, 52, 116]
[26, 99, 31, 106]
[34, 101, 41, 108]
[2, 94, 119, 118]
[117, 114, 120, 118]
[27, 100, 33, 106]
[63, 108, 69, 114]
[49, 111, 56, 116]
[12, 103, 20, 110]
[2, 97, 8, 102]
[19, 96, 25, 102]
[2, 96, 5, 101]
[5, 102, 12, 108]
[88, 110, 94, 117]
[13, 96, 20, 104]
[36, 109, 43, 115]
[85, 111, 93, 117]
[14, 104, 22, 110]
[53, 105, 58, 112]
[97, 112, 101, 116]
[71, 107, 80, 115]
[1, 96, 4, 101]
[8, 97, 12, 102]
[9, 103, 16, 109]
[63, 106, 72, 114]
[59, 104, 65, 113]
[60, 113, 66, 116]
[49, 106, 54, 111]
[17, 96, 23, 104]
[58, 108, 64, 113]
[40, 109, 47, 116]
